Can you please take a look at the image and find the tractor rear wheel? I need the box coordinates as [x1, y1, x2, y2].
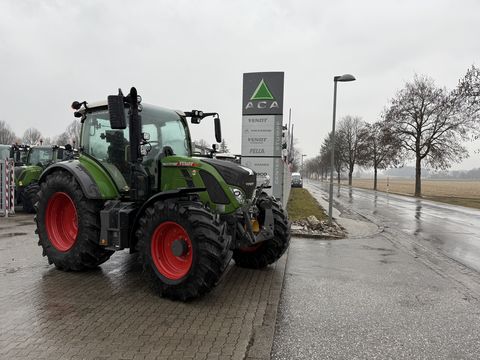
[35, 170, 113, 270]
[233, 197, 290, 269]
[137, 199, 229, 301]
[22, 182, 40, 213]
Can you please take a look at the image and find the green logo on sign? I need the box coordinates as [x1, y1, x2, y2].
[250, 79, 274, 100]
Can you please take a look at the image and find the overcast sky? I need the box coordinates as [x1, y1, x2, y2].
[1, 0, 479, 169]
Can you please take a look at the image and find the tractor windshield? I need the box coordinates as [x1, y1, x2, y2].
[81, 105, 191, 190]
[28, 147, 53, 166]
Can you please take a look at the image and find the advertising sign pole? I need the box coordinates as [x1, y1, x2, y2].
[241, 72, 285, 203]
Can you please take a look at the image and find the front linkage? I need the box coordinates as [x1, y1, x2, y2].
[226, 183, 290, 269]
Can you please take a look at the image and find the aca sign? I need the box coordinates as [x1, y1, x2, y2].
[241, 72, 285, 202]
[242, 73, 284, 116]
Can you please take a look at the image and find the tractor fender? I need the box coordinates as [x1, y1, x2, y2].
[39, 161, 104, 199]
[129, 187, 206, 252]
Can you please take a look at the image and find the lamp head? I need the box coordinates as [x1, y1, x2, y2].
[334, 74, 356, 82]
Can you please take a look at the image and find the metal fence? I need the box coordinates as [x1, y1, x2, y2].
[0, 159, 15, 217]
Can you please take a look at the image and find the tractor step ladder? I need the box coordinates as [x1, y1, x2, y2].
[0, 159, 15, 217]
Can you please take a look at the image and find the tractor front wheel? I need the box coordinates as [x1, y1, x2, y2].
[35, 170, 113, 270]
[22, 182, 40, 213]
[137, 200, 229, 301]
[233, 197, 290, 269]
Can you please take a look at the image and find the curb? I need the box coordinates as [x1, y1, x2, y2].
[290, 230, 345, 240]
[244, 250, 289, 360]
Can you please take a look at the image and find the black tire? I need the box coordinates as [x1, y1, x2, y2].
[22, 182, 40, 213]
[35, 170, 113, 271]
[136, 199, 229, 301]
[233, 197, 290, 269]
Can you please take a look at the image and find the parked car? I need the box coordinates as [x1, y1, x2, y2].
[291, 172, 303, 188]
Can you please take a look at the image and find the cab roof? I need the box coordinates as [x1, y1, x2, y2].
[76, 101, 184, 118]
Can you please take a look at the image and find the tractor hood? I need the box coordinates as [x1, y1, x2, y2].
[200, 158, 256, 200]
[14, 166, 26, 181]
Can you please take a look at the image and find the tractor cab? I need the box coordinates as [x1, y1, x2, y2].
[27, 146, 54, 166]
[15, 145, 68, 213]
[26, 145, 67, 167]
[79, 102, 193, 192]
[11, 144, 30, 166]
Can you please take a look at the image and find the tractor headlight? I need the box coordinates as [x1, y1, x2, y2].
[230, 187, 245, 204]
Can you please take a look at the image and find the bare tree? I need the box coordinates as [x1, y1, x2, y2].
[457, 65, 480, 149]
[55, 120, 81, 147]
[0, 120, 17, 144]
[42, 137, 53, 145]
[304, 155, 324, 180]
[320, 132, 344, 184]
[67, 120, 81, 147]
[360, 121, 402, 190]
[384, 68, 480, 196]
[289, 138, 303, 172]
[23, 127, 43, 145]
[337, 115, 367, 186]
[319, 150, 330, 180]
[193, 139, 211, 154]
[218, 138, 229, 153]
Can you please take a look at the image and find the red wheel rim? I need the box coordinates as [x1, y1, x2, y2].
[151, 222, 193, 280]
[45, 192, 78, 252]
[239, 243, 263, 253]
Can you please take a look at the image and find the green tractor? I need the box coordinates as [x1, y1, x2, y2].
[16, 145, 69, 213]
[35, 87, 290, 301]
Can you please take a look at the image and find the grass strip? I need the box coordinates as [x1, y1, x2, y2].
[287, 188, 328, 222]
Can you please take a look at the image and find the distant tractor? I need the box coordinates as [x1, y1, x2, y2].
[16, 145, 68, 213]
[35, 87, 290, 301]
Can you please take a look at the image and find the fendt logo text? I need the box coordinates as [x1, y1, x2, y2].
[245, 79, 280, 110]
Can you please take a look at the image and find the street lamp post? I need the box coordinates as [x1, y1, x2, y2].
[328, 74, 356, 225]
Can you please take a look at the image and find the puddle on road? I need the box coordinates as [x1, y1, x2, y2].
[0, 232, 28, 239]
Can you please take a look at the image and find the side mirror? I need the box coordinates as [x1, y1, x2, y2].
[214, 116, 222, 143]
[107, 89, 127, 129]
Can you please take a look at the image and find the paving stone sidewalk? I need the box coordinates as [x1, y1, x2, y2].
[0, 214, 287, 360]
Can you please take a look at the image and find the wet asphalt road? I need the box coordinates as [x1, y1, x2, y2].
[272, 180, 480, 359]
[310, 181, 480, 273]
